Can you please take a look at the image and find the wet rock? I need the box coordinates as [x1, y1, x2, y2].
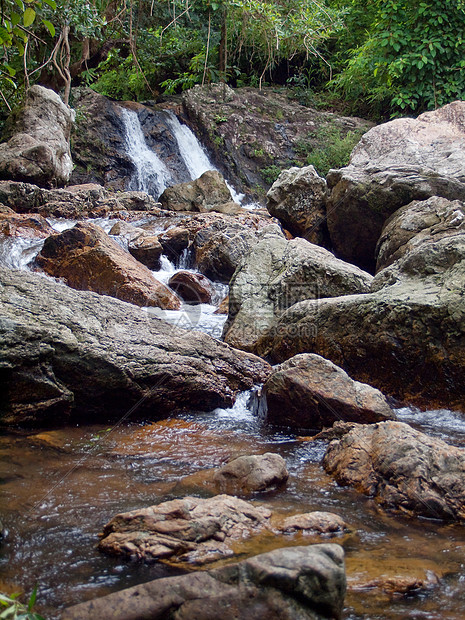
[326, 101, 465, 272]
[0, 205, 14, 214]
[0, 266, 271, 426]
[278, 512, 349, 536]
[159, 170, 241, 214]
[174, 453, 288, 497]
[110, 221, 164, 270]
[266, 165, 329, 246]
[259, 221, 465, 409]
[98, 494, 272, 566]
[351, 573, 440, 597]
[223, 235, 372, 353]
[159, 226, 190, 263]
[0, 212, 55, 239]
[0, 85, 74, 187]
[35, 221, 179, 309]
[63, 544, 346, 620]
[215, 294, 229, 314]
[168, 271, 213, 304]
[323, 421, 465, 521]
[262, 354, 392, 431]
[311, 422, 358, 442]
[375, 196, 465, 272]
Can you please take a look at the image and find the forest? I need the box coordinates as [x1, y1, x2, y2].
[1, 0, 465, 121]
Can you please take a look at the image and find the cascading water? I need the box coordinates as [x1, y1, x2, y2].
[120, 107, 172, 197]
[165, 110, 244, 204]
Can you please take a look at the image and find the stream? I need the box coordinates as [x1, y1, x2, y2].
[2, 108, 465, 619]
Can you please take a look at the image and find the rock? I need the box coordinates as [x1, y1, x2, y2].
[0, 205, 14, 214]
[158, 226, 190, 263]
[0, 266, 271, 425]
[35, 222, 180, 309]
[311, 421, 359, 442]
[62, 544, 346, 620]
[215, 294, 229, 314]
[266, 165, 329, 246]
[159, 170, 241, 214]
[223, 235, 373, 353]
[278, 511, 349, 536]
[375, 196, 465, 272]
[168, 271, 213, 304]
[0, 85, 74, 187]
[175, 453, 289, 497]
[183, 83, 371, 201]
[323, 421, 465, 521]
[262, 354, 392, 431]
[259, 224, 465, 409]
[0, 212, 55, 239]
[98, 494, 272, 565]
[110, 221, 164, 269]
[326, 101, 465, 272]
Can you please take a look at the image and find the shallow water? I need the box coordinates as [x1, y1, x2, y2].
[2, 397, 465, 619]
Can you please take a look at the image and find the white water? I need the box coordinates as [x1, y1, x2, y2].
[120, 107, 172, 197]
[0, 237, 44, 270]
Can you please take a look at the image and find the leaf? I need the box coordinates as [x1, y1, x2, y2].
[23, 7, 36, 27]
[27, 586, 37, 611]
[42, 20, 55, 37]
[43, 0, 57, 8]
[11, 12, 22, 26]
[13, 0, 25, 10]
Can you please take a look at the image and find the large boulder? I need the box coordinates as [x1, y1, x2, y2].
[326, 101, 465, 271]
[223, 234, 373, 353]
[98, 494, 272, 566]
[262, 354, 392, 431]
[323, 421, 465, 521]
[258, 213, 465, 409]
[0, 266, 270, 425]
[266, 165, 329, 246]
[168, 271, 214, 304]
[63, 544, 346, 620]
[0, 85, 74, 187]
[35, 221, 180, 309]
[375, 196, 465, 272]
[159, 170, 241, 214]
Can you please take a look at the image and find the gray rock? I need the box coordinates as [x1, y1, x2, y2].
[266, 165, 329, 246]
[62, 544, 346, 620]
[323, 421, 465, 521]
[0, 85, 74, 187]
[375, 196, 465, 272]
[262, 354, 392, 430]
[258, 222, 465, 409]
[0, 266, 271, 426]
[223, 235, 373, 352]
[326, 101, 465, 271]
[278, 511, 349, 536]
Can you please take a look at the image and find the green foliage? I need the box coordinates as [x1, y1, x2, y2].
[261, 164, 282, 184]
[332, 0, 465, 115]
[0, 587, 45, 620]
[303, 124, 364, 177]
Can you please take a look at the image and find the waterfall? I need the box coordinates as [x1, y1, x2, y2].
[120, 107, 172, 197]
[165, 110, 244, 204]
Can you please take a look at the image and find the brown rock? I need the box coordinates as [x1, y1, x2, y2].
[35, 221, 180, 309]
[262, 354, 392, 431]
[159, 226, 190, 263]
[0, 212, 54, 239]
[323, 421, 465, 521]
[215, 294, 229, 314]
[98, 494, 272, 566]
[168, 271, 213, 304]
[278, 512, 349, 536]
[159, 170, 241, 214]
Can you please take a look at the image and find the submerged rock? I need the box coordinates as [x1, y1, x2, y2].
[35, 221, 180, 309]
[159, 170, 241, 214]
[326, 101, 465, 271]
[223, 235, 372, 353]
[323, 421, 465, 521]
[262, 354, 392, 430]
[98, 494, 272, 566]
[63, 544, 346, 620]
[0, 266, 270, 426]
[0, 85, 74, 187]
[266, 165, 329, 246]
[278, 511, 349, 536]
